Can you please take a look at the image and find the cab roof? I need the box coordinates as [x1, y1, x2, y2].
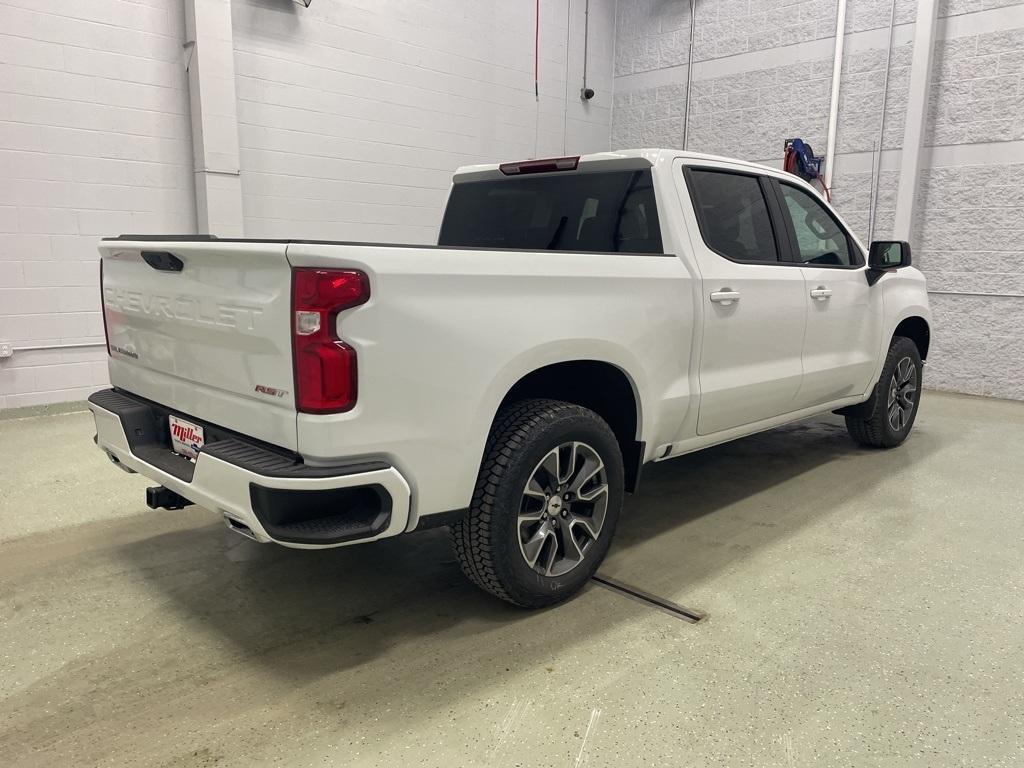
[452, 149, 782, 183]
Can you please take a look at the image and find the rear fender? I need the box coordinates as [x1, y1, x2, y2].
[474, 340, 648, 456]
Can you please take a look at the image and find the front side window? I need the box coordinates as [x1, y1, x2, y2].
[779, 183, 854, 266]
[687, 169, 779, 263]
[438, 169, 663, 253]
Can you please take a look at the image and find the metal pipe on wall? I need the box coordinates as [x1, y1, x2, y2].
[867, 0, 898, 243]
[13, 342, 105, 353]
[562, 0, 572, 153]
[581, 0, 590, 98]
[681, 0, 696, 150]
[823, 0, 848, 190]
[928, 291, 1024, 299]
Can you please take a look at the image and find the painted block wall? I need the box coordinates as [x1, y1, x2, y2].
[0, 0, 616, 407]
[231, 0, 616, 243]
[612, 1, 1024, 401]
[1, 0, 1018, 405]
[918, 22, 1024, 400]
[0, 0, 194, 409]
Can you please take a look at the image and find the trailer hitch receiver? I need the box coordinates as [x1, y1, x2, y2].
[146, 486, 193, 511]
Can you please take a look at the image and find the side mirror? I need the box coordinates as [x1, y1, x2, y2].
[869, 240, 911, 269]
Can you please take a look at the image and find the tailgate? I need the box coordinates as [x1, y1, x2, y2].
[99, 239, 298, 451]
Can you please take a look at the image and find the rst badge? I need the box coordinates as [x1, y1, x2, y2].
[169, 415, 205, 459]
[255, 385, 287, 398]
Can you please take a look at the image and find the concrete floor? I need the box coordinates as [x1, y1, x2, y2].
[0, 391, 1022, 767]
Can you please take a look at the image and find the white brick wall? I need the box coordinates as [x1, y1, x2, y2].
[0, 0, 616, 407]
[917, 23, 1024, 400]
[0, 0, 194, 409]
[232, 0, 615, 242]
[612, 0, 1024, 401]
[4, 0, 1019, 406]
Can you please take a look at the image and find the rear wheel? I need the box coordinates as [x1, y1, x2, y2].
[450, 399, 624, 607]
[845, 336, 923, 448]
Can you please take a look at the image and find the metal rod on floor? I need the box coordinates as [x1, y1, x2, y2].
[592, 573, 705, 623]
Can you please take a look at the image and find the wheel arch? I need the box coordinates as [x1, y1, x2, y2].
[838, 315, 930, 420]
[495, 360, 645, 493]
[893, 315, 930, 360]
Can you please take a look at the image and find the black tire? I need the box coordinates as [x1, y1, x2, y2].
[450, 399, 624, 607]
[845, 336, 923, 448]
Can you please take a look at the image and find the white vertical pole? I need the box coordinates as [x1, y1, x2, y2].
[892, 0, 939, 241]
[823, 0, 847, 191]
[183, 0, 244, 236]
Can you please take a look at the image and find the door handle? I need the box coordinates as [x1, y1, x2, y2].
[809, 286, 833, 300]
[709, 290, 741, 306]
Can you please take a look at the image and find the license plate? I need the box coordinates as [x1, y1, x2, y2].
[169, 415, 205, 459]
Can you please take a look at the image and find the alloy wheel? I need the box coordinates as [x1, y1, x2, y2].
[517, 441, 609, 577]
[887, 356, 917, 431]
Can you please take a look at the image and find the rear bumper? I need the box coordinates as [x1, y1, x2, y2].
[88, 389, 411, 548]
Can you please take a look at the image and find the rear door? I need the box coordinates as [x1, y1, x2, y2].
[99, 239, 298, 450]
[770, 181, 883, 407]
[681, 164, 807, 435]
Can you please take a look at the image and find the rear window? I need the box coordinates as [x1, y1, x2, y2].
[687, 169, 779, 263]
[438, 169, 663, 253]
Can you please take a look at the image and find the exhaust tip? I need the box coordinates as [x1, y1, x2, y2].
[105, 450, 136, 474]
[223, 514, 260, 542]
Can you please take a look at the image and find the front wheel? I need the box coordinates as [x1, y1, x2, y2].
[845, 336, 923, 448]
[450, 399, 624, 607]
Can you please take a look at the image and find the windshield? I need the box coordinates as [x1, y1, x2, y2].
[438, 169, 663, 253]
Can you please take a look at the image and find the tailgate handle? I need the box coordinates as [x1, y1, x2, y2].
[141, 251, 183, 272]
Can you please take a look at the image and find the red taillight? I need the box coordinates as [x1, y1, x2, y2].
[498, 156, 580, 175]
[291, 268, 369, 413]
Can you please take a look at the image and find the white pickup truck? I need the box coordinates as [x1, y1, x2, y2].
[90, 149, 930, 607]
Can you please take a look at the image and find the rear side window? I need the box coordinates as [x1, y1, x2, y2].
[687, 169, 779, 263]
[438, 169, 663, 253]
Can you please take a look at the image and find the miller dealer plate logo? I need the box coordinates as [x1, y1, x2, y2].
[171, 421, 203, 446]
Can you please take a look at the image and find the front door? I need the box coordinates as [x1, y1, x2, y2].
[772, 181, 882, 407]
[682, 165, 807, 436]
